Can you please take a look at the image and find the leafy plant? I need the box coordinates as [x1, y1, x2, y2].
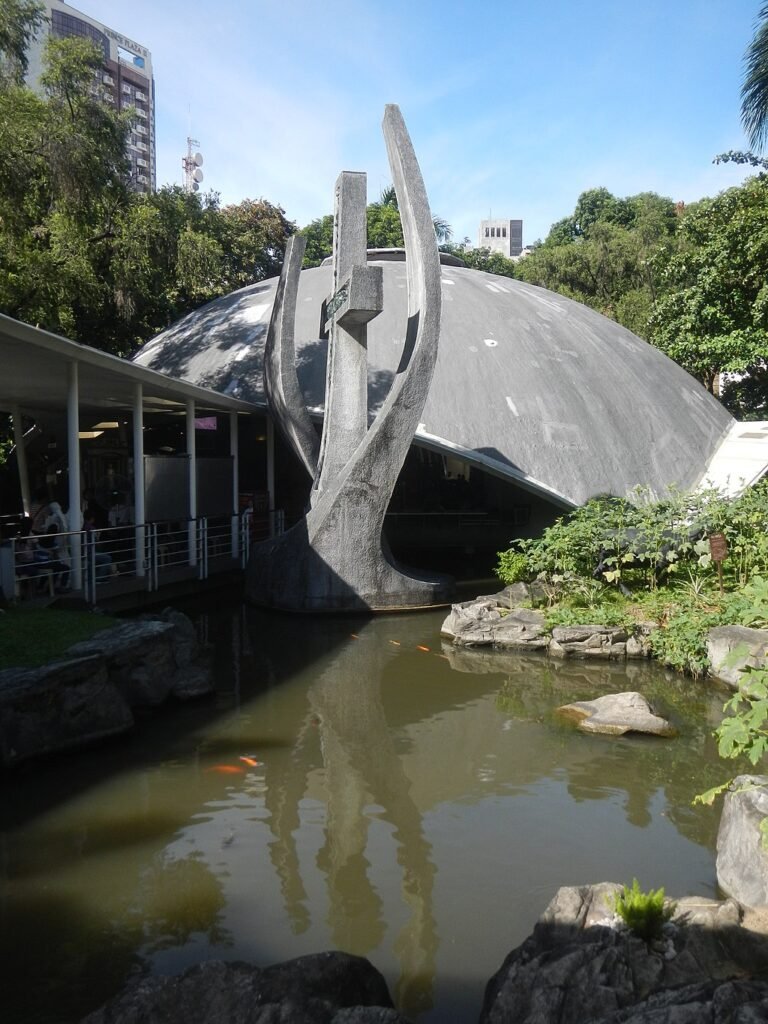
[612, 879, 674, 942]
[495, 550, 528, 585]
[695, 654, 768, 849]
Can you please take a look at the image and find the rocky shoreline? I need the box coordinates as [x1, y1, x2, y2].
[79, 882, 768, 1023]
[441, 583, 768, 690]
[0, 608, 213, 765]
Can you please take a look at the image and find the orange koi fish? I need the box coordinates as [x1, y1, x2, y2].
[416, 645, 430, 652]
[207, 765, 244, 775]
[239, 756, 261, 767]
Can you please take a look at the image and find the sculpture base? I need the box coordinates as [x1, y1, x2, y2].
[245, 522, 454, 613]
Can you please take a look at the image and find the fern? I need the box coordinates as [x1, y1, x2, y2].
[613, 879, 674, 942]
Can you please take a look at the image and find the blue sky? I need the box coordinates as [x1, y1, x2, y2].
[75, 0, 762, 245]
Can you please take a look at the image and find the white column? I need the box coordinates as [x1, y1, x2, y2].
[133, 383, 145, 577]
[186, 400, 197, 566]
[67, 362, 82, 590]
[266, 416, 276, 537]
[11, 405, 30, 515]
[230, 411, 239, 558]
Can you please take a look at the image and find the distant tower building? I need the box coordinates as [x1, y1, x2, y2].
[26, 1, 155, 194]
[478, 219, 523, 258]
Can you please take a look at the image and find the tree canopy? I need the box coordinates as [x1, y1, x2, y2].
[514, 188, 679, 336]
[0, 19, 294, 354]
[648, 175, 768, 396]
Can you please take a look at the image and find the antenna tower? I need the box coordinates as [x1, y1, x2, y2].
[182, 137, 204, 193]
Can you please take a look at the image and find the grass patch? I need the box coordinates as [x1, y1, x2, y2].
[0, 608, 119, 669]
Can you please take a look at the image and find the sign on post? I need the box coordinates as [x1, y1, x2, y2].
[708, 532, 728, 594]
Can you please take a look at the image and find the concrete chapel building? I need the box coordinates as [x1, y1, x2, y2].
[133, 252, 768, 574]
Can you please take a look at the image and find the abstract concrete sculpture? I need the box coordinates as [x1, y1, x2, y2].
[246, 105, 452, 611]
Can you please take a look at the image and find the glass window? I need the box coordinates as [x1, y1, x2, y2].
[51, 10, 109, 61]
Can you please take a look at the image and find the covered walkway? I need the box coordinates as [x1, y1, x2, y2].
[0, 314, 275, 606]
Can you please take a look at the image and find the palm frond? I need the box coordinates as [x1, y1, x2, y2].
[742, 3, 768, 151]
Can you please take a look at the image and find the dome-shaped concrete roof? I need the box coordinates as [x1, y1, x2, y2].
[133, 259, 733, 507]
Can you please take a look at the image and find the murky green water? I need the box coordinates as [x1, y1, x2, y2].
[1, 604, 730, 1022]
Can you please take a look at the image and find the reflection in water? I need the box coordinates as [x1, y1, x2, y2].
[309, 640, 438, 1016]
[134, 853, 230, 951]
[0, 604, 731, 1024]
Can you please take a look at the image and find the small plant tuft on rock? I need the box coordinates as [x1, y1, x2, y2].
[613, 879, 674, 942]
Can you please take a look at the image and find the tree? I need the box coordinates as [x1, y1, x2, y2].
[0, 33, 295, 354]
[0, 0, 44, 85]
[218, 198, 293, 288]
[742, 2, 768, 152]
[0, 34, 133, 344]
[299, 214, 334, 268]
[648, 176, 768, 394]
[517, 188, 679, 336]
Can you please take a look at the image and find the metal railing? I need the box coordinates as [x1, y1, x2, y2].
[0, 509, 278, 604]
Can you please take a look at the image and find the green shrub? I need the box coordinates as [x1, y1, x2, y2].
[496, 481, 768, 597]
[495, 550, 528, 585]
[613, 879, 674, 942]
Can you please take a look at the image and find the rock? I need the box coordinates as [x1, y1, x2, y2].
[550, 625, 628, 660]
[67, 616, 214, 706]
[480, 884, 768, 1024]
[171, 666, 215, 700]
[716, 774, 768, 910]
[67, 620, 178, 707]
[556, 692, 676, 737]
[441, 600, 548, 650]
[440, 598, 499, 640]
[707, 626, 768, 690]
[492, 583, 531, 608]
[80, 953, 411, 1024]
[0, 656, 133, 765]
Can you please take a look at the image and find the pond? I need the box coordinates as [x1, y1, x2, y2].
[0, 603, 729, 1023]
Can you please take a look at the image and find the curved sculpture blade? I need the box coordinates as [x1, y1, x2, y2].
[247, 105, 450, 610]
[263, 234, 319, 478]
[309, 103, 441, 527]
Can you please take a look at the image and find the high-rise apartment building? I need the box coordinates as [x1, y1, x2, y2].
[26, 1, 155, 193]
[478, 219, 523, 259]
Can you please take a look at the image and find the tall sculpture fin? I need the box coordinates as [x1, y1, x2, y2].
[247, 105, 453, 611]
[263, 234, 320, 478]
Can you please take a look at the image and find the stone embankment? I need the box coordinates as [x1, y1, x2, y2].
[440, 585, 656, 661]
[442, 586, 768, 690]
[0, 608, 213, 765]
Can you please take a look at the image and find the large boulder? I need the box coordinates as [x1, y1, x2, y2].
[716, 774, 768, 910]
[0, 655, 133, 765]
[556, 692, 676, 737]
[80, 953, 410, 1024]
[707, 626, 768, 690]
[441, 600, 548, 650]
[550, 625, 628, 660]
[67, 611, 213, 707]
[480, 884, 768, 1024]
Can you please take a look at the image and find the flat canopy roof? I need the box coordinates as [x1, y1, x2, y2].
[0, 313, 259, 419]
